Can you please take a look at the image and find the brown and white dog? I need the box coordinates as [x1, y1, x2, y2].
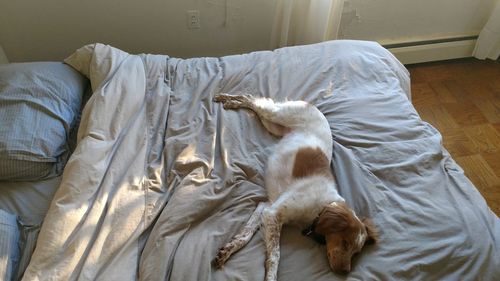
[212, 94, 377, 281]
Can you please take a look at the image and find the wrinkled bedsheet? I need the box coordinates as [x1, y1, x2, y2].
[23, 40, 500, 280]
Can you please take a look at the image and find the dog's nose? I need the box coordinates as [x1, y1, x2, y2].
[341, 263, 351, 273]
[332, 262, 351, 274]
[327, 250, 351, 273]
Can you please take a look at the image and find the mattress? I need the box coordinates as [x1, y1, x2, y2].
[15, 40, 500, 280]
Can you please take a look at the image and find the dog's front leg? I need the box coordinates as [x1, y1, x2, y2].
[213, 202, 267, 268]
[262, 208, 282, 281]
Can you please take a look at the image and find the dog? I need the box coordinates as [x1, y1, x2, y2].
[212, 94, 377, 281]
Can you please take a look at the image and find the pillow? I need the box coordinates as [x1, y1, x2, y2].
[0, 62, 88, 181]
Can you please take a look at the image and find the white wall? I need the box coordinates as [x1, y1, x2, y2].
[0, 44, 9, 64]
[340, 0, 497, 44]
[0, 0, 496, 62]
[0, 0, 275, 62]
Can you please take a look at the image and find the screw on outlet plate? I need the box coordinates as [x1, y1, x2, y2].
[187, 10, 200, 29]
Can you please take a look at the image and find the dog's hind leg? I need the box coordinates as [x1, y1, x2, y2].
[260, 120, 291, 137]
[214, 94, 289, 136]
[214, 94, 327, 135]
[212, 202, 267, 268]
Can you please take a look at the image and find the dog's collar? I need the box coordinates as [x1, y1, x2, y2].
[302, 201, 343, 244]
[302, 217, 319, 237]
[301, 216, 326, 244]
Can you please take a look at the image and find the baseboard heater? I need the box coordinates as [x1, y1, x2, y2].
[384, 36, 478, 65]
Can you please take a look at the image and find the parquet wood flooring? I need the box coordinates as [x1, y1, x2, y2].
[407, 58, 500, 216]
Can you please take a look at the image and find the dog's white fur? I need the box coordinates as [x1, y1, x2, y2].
[212, 94, 370, 281]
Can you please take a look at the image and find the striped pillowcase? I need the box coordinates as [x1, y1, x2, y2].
[0, 62, 88, 181]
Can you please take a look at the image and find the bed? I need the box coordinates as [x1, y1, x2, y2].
[1, 40, 499, 281]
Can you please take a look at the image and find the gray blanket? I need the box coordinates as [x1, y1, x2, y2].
[23, 40, 500, 281]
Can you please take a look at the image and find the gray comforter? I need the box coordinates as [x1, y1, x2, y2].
[23, 40, 499, 280]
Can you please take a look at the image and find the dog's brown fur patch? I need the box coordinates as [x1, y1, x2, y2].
[292, 147, 332, 178]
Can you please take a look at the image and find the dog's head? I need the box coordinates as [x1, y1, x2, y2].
[314, 202, 378, 273]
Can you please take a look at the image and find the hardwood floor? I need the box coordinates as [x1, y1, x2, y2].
[407, 58, 500, 216]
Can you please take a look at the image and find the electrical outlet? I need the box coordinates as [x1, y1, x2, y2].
[187, 10, 200, 29]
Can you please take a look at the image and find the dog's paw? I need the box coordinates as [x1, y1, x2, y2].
[212, 246, 234, 269]
[213, 94, 246, 109]
[213, 94, 233, 103]
[212, 252, 227, 269]
[214, 94, 252, 105]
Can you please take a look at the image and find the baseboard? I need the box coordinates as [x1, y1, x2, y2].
[385, 38, 477, 65]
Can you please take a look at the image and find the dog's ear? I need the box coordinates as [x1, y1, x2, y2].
[315, 203, 350, 235]
[362, 218, 379, 244]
